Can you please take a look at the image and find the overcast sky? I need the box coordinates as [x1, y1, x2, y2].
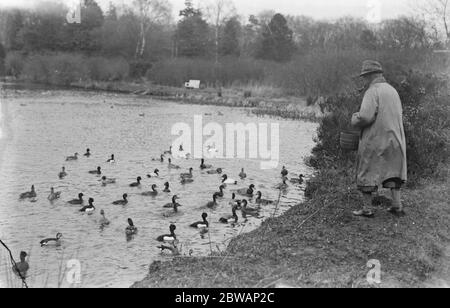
[0, 0, 412, 20]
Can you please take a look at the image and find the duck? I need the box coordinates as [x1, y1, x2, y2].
[99, 210, 110, 227]
[12, 251, 29, 278]
[206, 193, 219, 208]
[222, 174, 238, 185]
[40, 233, 63, 247]
[58, 167, 67, 179]
[79, 198, 95, 214]
[68, 193, 84, 205]
[101, 176, 116, 186]
[164, 146, 173, 155]
[190, 213, 209, 229]
[174, 144, 191, 159]
[163, 195, 181, 208]
[156, 224, 177, 242]
[275, 177, 288, 190]
[163, 201, 181, 217]
[48, 187, 62, 202]
[107, 154, 115, 163]
[157, 241, 180, 256]
[89, 166, 102, 175]
[219, 205, 239, 224]
[112, 194, 128, 205]
[168, 158, 181, 170]
[84, 148, 91, 157]
[241, 200, 260, 217]
[207, 168, 223, 175]
[129, 177, 142, 187]
[180, 168, 194, 179]
[236, 184, 255, 197]
[290, 174, 305, 185]
[200, 158, 213, 170]
[239, 168, 247, 179]
[163, 182, 171, 193]
[152, 155, 164, 162]
[125, 218, 138, 236]
[215, 185, 226, 198]
[66, 153, 79, 161]
[229, 193, 242, 208]
[147, 169, 160, 178]
[180, 177, 194, 185]
[142, 184, 158, 197]
[20, 185, 37, 200]
[281, 166, 289, 177]
[255, 191, 274, 205]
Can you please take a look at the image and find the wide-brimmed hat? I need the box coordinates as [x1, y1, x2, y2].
[360, 60, 383, 77]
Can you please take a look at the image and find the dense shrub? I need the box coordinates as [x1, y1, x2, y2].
[146, 57, 266, 87]
[4, 52, 24, 78]
[20, 53, 129, 85]
[310, 70, 450, 186]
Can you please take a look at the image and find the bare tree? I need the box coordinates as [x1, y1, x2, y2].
[202, 0, 237, 64]
[415, 0, 450, 43]
[133, 0, 172, 59]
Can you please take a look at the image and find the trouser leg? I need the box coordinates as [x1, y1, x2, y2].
[391, 188, 402, 211]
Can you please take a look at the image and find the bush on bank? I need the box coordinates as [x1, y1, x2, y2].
[307, 69, 449, 193]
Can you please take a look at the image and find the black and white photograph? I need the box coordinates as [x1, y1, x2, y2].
[0, 0, 449, 292]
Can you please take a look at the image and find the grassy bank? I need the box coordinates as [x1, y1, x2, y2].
[132, 167, 450, 288]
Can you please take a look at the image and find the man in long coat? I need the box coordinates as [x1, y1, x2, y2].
[351, 60, 407, 217]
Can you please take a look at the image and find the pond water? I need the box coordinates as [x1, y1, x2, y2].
[0, 86, 317, 288]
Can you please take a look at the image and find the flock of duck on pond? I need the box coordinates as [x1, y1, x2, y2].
[13, 144, 305, 276]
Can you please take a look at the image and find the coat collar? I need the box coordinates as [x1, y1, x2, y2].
[370, 76, 387, 87]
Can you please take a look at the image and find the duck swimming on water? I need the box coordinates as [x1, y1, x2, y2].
[207, 168, 223, 175]
[112, 194, 128, 205]
[99, 210, 110, 227]
[180, 168, 194, 179]
[240, 199, 260, 217]
[48, 187, 62, 202]
[239, 168, 247, 179]
[206, 193, 219, 208]
[89, 166, 101, 175]
[84, 149, 91, 157]
[163, 195, 181, 209]
[255, 191, 274, 205]
[200, 158, 213, 170]
[40, 233, 63, 247]
[101, 176, 116, 186]
[107, 154, 115, 163]
[66, 153, 79, 161]
[168, 158, 181, 170]
[236, 184, 255, 197]
[79, 198, 95, 214]
[20, 185, 36, 200]
[215, 185, 225, 198]
[219, 205, 239, 224]
[125, 218, 138, 236]
[163, 182, 171, 193]
[190, 213, 209, 229]
[129, 177, 142, 187]
[59, 167, 67, 179]
[68, 193, 84, 205]
[222, 174, 238, 185]
[142, 184, 158, 197]
[290, 174, 305, 185]
[147, 169, 160, 178]
[156, 224, 177, 242]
